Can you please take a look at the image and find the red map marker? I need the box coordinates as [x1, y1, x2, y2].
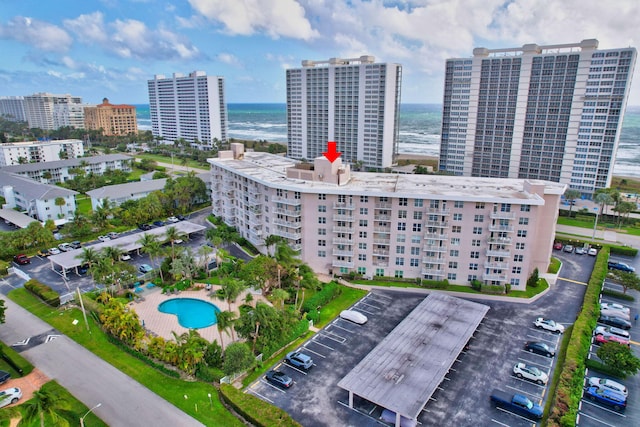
[323, 141, 341, 163]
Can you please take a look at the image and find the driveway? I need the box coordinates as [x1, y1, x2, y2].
[0, 298, 203, 427]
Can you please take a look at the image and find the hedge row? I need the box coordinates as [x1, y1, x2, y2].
[219, 383, 302, 427]
[609, 244, 638, 257]
[104, 334, 181, 379]
[421, 279, 449, 289]
[0, 342, 34, 376]
[547, 247, 608, 427]
[260, 318, 310, 360]
[0, 260, 9, 277]
[301, 281, 340, 313]
[24, 278, 60, 307]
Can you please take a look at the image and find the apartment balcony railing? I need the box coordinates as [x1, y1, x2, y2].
[374, 215, 391, 221]
[333, 202, 355, 210]
[274, 208, 301, 217]
[373, 239, 390, 245]
[424, 233, 448, 240]
[488, 237, 512, 245]
[374, 203, 392, 210]
[426, 221, 449, 228]
[421, 268, 445, 276]
[486, 249, 511, 257]
[484, 262, 509, 270]
[273, 230, 301, 240]
[332, 249, 354, 257]
[333, 214, 355, 222]
[490, 211, 516, 220]
[483, 273, 508, 281]
[333, 226, 354, 233]
[422, 256, 445, 264]
[374, 227, 391, 234]
[332, 260, 355, 268]
[272, 196, 302, 206]
[372, 249, 389, 256]
[273, 219, 302, 229]
[373, 261, 389, 267]
[426, 208, 450, 215]
[333, 237, 354, 245]
[488, 224, 514, 233]
[423, 244, 447, 252]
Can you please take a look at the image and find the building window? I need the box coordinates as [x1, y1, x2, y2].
[318, 239, 326, 246]
[515, 242, 525, 250]
[414, 199, 423, 207]
[359, 231, 367, 238]
[411, 235, 421, 243]
[318, 250, 326, 257]
[453, 213, 462, 221]
[358, 254, 367, 261]
[318, 205, 326, 213]
[476, 203, 485, 209]
[358, 242, 367, 250]
[447, 273, 457, 280]
[395, 270, 404, 278]
[360, 207, 368, 215]
[413, 211, 423, 220]
[412, 223, 422, 232]
[397, 234, 406, 243]
[510, 278, 520, 286]
[512, 266, 522, 274]
[451, 238, 460, 246]
[398, 222, 406, 231]
[517, 230, 527, 237]
[470, 251, 479, 259]
[399, 198, 408, 206]
[448, 261, 458, 269]
[520, 205, 530, 212]
[358, 267, 366, 275]
[395, 258, 405, 266]
[473, 227, 483, 234]
[318, 228, 326, 235]
[452, 226, 461, 233]
[519, 217, 529, 225]
[398, 210, 407, 219]
[454, 201, 464, 208]
[318, 194, 326, 200]
[450, 249, 459, 257]
[360, 195, 369, 203]
[376, 268, 384, 276]
[514, 254, 524, 262]
[472, 239, 481, 247]
[359, 219, 368, 227]
[469, 263, 478, 271]
[410, 258, 420, 267]
[396, 246, 405, 254]
[474, 215, 484, 222]
[318, 217, 326, 224]
[468, 274, 477, 281]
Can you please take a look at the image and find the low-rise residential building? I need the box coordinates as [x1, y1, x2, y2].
[1, 154, 133, 184]
[0, 139, 84, 166]
[84, 98, 138, 136]
[0, 171, 77, 224]
[209, 144, 565, 291]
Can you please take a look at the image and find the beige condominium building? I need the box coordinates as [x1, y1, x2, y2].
[209, 144, 565, 291]
[84, 98, 138, 136]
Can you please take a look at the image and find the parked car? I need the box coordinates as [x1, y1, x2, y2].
[37, 248, 50, 257]
[69, 240, 82, 249]
[48, 247, 61, 255]
[13, 254, 30, 265]
[138, 224, 152, 231]
[0, 388, 22, 408]
[598, 314, 632, 330]
[533, 317, 565, 333]
[524, 341, 555, 357]
[600, 308, 630, 321]
[107, 232, 119, 239]
[584, 386, 626, 411]
[98, 235, 111, 242]
[600, 302, 630, 315]
[490, 389, 543, 420]
[167, 216, 179, 223]
[120, 253, 132, 261]
[285, 351, 313, 370]
[77, 264, 89, 275]
[176, 214, 186, 221]
[58, 243, 72, 252]
[595, 326, 630, 340]
[588, 248, 598, 256]
[265, 370, 293, 388]
[607, 261, 635, 272]
[588, 377, 628, 397]
[139, 264, 153, 274]
[553, 242, 563, 250]
[513, 362, 548, 385]
[0, 371, 10, 385]
[153, 220, 165, 227]
[595, 333, 630, 347]
[340, 309, 368, 324]
[173, 239, 184, 245]
[563, 244, 574, 253]
[575, 246, 587, 255]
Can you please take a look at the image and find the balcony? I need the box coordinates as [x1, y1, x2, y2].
[332, 248, 354, 256]
[249, 229, 263, 240]
[333, 237, 354, 245]
[273, 230, 301, 240]
[333, 214, 355, 221]
[426, 208, 450, 215]
[424, 233, 448, 240]
[373, 239, 390, 245]
[422, 256, 445, 264]
[372, 249, 389, 257]
[488, 224, 514, 233]
[248, 196, 262, 205]
[373, 261, 389, 267]
[272, 196, 302, 206]
[273, 219, 302, 229]
[374, 215, 391, 221]
[486, 249, 511, 257]
[374, 227, 391, 234]
[375, 203, 392, 210]
[291, 243, 302, 252]
[274, 208, 301, 217]
[333, 202, 355, 210]
[332, 260, 355, 268]
[490, 211, 516, 220]
[484, 262, 509, 270]
[333, 226, 354, 233]
[423, 244, 447, 252]
[488, 237, 512, 245]
[421, 268, 445, 276]
[483, 273, 508, 281]
[426, 221, 449, 228]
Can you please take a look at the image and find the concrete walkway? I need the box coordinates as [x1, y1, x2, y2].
[0, 298, 204, 427]
[556, 224, 640, 248]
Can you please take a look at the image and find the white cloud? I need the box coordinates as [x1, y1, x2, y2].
[0, 16, 72, 52]
[46, 70, 86, 80]
[188, 0, 318, 40]
[63, 12, 108, 43]
[217, 53, 241, 66]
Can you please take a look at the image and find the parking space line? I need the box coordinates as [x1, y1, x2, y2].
[578, 411, 621, 426]
[580, 400, 626, 417]
[495, 406, 540, 424]
[558, 277, 588, 285]
[336, 400, 389, 426]
[490, 420, 510, 426]
[356, 300, 383, 310]
[301, 345, 326, 358]
[517, 357, 550, 370]
[330, 322, 357, 333]
[260, 379, 287, 394]
[309, 339, 335, 351]
[318, 331, 346, 343]
[369, 293, 392, 301]
[512, 376, 546, 389]
[505, 384, 542, 400]
[519, 352, 553, 367]
[352, 305, 376, 315]
[245, 389, 273, 404]
[526, 334, 558, 344]
[281, 363, 309, 375]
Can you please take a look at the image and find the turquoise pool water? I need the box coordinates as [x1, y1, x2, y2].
[158, 298, 220, 329]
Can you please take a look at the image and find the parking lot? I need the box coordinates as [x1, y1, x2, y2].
[246, 248, 640, 427]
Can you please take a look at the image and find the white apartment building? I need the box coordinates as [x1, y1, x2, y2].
[23, 93, 86, 130]
[1, 154, 132, 184]
[0, 139, 84, 166]
[0, 171, 78, 225]
[209, 144, 565, 291]
[439, 39, 636, 196]
[286, 56, 402, 170]
[0, 96, 26, 122]
[147, 71, 228, 148]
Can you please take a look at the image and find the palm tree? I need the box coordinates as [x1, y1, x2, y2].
[103, 246, 124, 265]
[164, 226, 183, 261]
[264, 234, 284, 256]
[22, 387, 70, 427]
[216, 310, 236, 346]
[216, 277, 246, 312]
[54, 197, 66, 219]
[563, 189, 581, 218]
[77, 247, 100, 281]
[270, 288, 290, 310]
[137, 233, 164, 282]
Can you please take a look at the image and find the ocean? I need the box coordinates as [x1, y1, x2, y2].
[135, 103, 640, 178]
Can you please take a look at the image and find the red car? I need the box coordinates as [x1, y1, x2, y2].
[553, 242, 563, 250]
[13, 254, 30, 265]
[595, 333, 630, 347]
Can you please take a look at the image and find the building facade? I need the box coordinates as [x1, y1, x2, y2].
[23, 93, 87, 130]
[209, 144, 565, 291]
[286, 56, 402, 170]
[0, 96, 26, 122]
[0, 139, 84, 166]
[1, 154, 132, 184]
[439, 39, 636, 196]
[147, 71, 228, 148]
[84, 98, 138, 136]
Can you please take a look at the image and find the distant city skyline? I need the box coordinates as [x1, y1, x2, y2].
[1, 1, 639, 105]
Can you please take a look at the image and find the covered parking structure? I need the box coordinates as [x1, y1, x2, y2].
[0, 208, 41, 229]
[48, 221, 207, 277]
[337, 292, 489, 427]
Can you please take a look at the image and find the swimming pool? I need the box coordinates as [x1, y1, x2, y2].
[158, 298, 221, 329]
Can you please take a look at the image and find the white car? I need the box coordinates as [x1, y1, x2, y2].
[600, 309, 631, 321]
[588, 248, 598, 256]
[120, 253, 132, 261]
[588, 377, 628, 397]
[513, 362, 548, 385]
[98, 235, 111, 242]
[600, 302, 630, 315]
[58, 243, 72, 252]
[49, 247, 61, 255]
[534, 317, 565, 333]
[339, 309, 368, 325]
[173, 239, 184, 245]
[595, 326, 630, 340]
[167, 216, 179, 223]
[0, 387, 22, 408]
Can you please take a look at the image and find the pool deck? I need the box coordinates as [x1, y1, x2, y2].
[129, 284, 268, 348]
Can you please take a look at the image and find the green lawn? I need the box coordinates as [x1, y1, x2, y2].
[74, 195, 92, 215]
[134, 153, 209, 170]
[8, 288, 242, 427]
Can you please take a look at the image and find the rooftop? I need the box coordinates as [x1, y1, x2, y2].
[0, 139, 83, 148]
[1, 154, 132, 173]
[338, 292, 489, 420]
[208, 151, 566, 203]
[0, 171, 78, 200]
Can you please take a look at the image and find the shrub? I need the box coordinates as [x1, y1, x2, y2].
[470, 279, 482, 291]
[219, 384, 302, 427]
[24, 279, 60, 307]
[0, 260, 9, 277]
[104, 334, 180, 378]
[421, 279, 448, 289]
[195, 363, 224, 383]
[610, 245, 638, 257]
[0, 342, 34, 376]
[481, 284, 505, 294]
[301, 281, 341, 313]
[527, 268, 540, 288]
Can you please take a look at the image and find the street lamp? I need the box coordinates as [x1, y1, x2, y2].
[208, 393, 213, 409]
[80, 403, 102, 427]
[592, 206, 600, 241]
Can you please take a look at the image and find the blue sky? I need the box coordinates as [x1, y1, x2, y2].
[1, 0, 639, 104]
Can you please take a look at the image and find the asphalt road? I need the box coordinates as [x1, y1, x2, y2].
[0, 297, 203, 427]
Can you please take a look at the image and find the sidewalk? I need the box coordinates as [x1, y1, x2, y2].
[556, 224, 640, 248]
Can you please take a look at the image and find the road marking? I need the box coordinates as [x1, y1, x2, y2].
[356, 300, 382, 310]
[45, 335, 60, 343]
[557, 277, 588, 285]
[301, 345, 326, 358]
[260, 379, 287, 394]
[512, 376, 546, 389]
[245, 389, 273, 403]
[490, 419, 510, 426]
[581, 400, 626, 418]
[352, 305, 376, 315]
[13, 337, 30, 346]
[330, 323, 356, 333]
[630, 340, 640, 346]
[505, 384, 542, 399]
[317, 331, 346, 343]
[495, 406, 540, 424]
[309, 339, 335, 351]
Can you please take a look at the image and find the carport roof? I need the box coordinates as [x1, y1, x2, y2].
[48, 221, 206, 270]
[337, 292, 489, 421]
[0, 208, 41, 228]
